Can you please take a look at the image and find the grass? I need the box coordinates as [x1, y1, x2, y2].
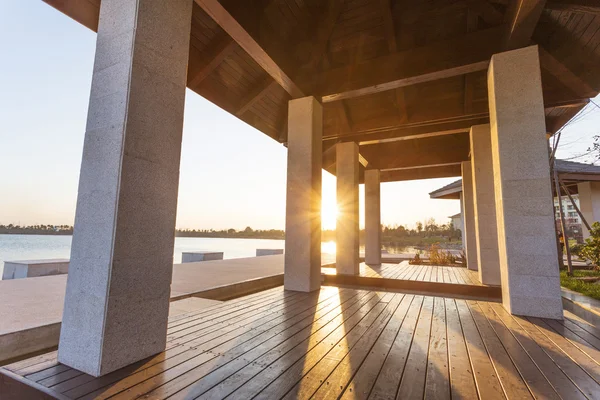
[560, 269, 600, 301]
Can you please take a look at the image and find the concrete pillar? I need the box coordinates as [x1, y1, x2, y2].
[284, 97, 322, 292]
[488, 45, 562, 319]
[577, 181, 600, 239]
[461, 161, 478, 271]
[365, 169, 381, 265]
[470, 124, 502, 285]
[336, 142, 360, 275]
[459, 194, 466, 247]
[58, 0, 192, 376]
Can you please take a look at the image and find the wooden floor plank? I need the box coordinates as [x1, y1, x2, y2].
[143, 290, 377, 400]
[454, 300, 504, 400]
[368, 296, 424, 400]
[424, 296, 450, 400]
[64, 289, 345, 399]
[466, 301, 533, 399]
[292, 294, 405, 399]
[339, 295, 415, 399]
[560, 318, 600, 350]
[225, 294, 390, 399]
[543, 318, 600, 363]
[510, 314, 600, 400]
[9, 286, 600, 400]
[444, 298, 478, 400]
[395, 296, 434, 399]
[564, 311, 600, 341]
[475, 301, 560, 399]
[527, 317, 600, 384]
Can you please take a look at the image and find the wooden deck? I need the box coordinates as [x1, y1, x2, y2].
[321, 262, 500, 301]
[323, 261, 483, 286]
[2, 286, 600, 399]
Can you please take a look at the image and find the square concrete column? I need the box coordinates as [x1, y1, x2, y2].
[58, 0, 192, 377]
[461, 161, 479, 271]
[459, 194, 466, 247]
[488, 45, 562, 319]
[577, 181, 600, 239]
[336, 142, 360, 275]
[470, 124, 501, 285]
[365, 169, 381, 265]
[284, 97, 322, 292]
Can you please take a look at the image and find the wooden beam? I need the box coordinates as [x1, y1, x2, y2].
[236, 79, 278, 116]
[359, 128, 471, 145]
[303, 26, 505, 102]
[43, 0, 99, 31]
[547, 102, 587, 132]
[307, 0, 346, 69]
[194, 0, 304, 98]
[334, 101, 353, 133]
[538, 46, 596, 98]
[188, 38, 237, 89]
[359, 132, 471, 170]
[324, 61, 491, 102]
[464, 8, 479, 114]
[380, 165, 463, 182]
[380, 0, 398, 53]
[467, 0, 504, 25]
[504, 0, 546, 49]
[546, 0, 600, 13]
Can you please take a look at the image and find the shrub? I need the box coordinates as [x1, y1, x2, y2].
[410, 253, 423, 265]
[578, 222, 600, 271]
[428, 243, 457, 265]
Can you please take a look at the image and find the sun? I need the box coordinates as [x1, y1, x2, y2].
[321, 199, 338, 230]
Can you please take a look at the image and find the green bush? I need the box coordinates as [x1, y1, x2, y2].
[578, 222, 600, 270]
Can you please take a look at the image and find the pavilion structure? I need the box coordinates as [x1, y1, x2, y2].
[24, 0, 600, 379]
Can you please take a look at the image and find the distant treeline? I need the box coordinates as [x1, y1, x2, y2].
[176, 227, 285, 240]
[0, 224, 73, 235]
[0, 218, 461, 246]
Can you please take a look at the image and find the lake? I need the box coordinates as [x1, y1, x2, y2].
[0, 234, 417, 277]
[0, 235, 332, 277]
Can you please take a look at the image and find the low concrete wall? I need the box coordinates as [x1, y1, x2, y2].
[181, 252, 224, 263]
[561, 287, 600, 328]
[256, 249, 284, 256]
[2, 260, 69, 280]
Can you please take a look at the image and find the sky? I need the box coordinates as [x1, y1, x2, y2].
[1, 2, 599, 231]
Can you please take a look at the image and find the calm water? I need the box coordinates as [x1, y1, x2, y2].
[0, 234, 329, 276]
[0, 234, 417, 276]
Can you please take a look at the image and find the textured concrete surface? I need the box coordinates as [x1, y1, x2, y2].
[577, 181, 600, 239]
[58, 0, 193, 376]
[336, 142, 360, 275]
[0, 254, 336, 365]
[470, 124, 501, 285]
[488, 45, 562, 319]
[284, 97, 322, 292]
[2, 259, 69, 280]
[256, 249, 284, 256]
[365, 169, 382, 265]
[461, 161, 479, 271]
[181, 252, 224, 263]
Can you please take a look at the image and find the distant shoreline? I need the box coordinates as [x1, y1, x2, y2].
[0, 231, 285, 240]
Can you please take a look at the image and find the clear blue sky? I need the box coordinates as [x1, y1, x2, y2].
[1, 1, 598, 230]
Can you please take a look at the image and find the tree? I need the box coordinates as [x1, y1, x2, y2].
[416, 222, 423, 235]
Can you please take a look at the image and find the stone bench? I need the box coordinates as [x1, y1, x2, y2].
[181, 251, 224, 263]
[2, 259, 70, 280]
[256, 249, 284, 257]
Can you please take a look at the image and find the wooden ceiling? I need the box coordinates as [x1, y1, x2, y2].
[44, 0, 600, 182]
